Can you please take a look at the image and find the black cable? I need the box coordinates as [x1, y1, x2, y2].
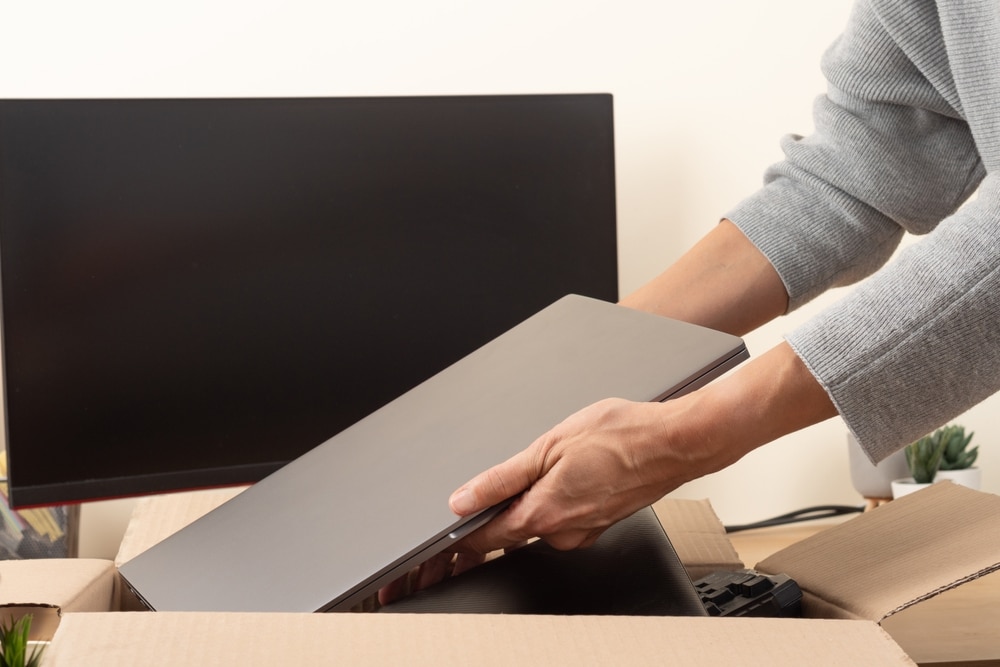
[723, 504, 865, 533]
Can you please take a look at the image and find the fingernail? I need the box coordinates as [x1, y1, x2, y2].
[450, 488, 475, 515]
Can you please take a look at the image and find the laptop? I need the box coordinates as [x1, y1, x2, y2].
[118, 294, 749, 612]
[378, 504, 803, 618]
[379, 506, 711, 616]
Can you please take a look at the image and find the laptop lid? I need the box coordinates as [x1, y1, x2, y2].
[118, 294, 748, 612]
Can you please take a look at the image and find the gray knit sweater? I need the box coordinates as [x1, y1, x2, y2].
[726, 0, 1000, 462]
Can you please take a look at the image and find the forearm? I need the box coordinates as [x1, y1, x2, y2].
[619, 220, 832, 487]
[788, 184, 1000, 459]
[651, 341, 837, 488]
[726, 2, 981, 312]
[620, 219, 788, 336]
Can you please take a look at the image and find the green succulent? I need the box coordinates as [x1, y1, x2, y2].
[0, 615, 44, 667]
[905, 433, 946, 484]
[937, 424, 978, 471]
[905, 424, 979, 484]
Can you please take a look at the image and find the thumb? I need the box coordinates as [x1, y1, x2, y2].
[449, 448, 540, 516]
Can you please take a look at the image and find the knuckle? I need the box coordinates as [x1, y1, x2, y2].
[545, 531, 587, 551]
[504, 507, 537, 541]
[485, 467, 511, 499]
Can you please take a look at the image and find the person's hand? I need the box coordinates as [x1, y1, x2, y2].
[378, 342, 838, 604]
[377, 396, 685, 606]
[448, 341, 839, 555]
[447, 396, 698, 554]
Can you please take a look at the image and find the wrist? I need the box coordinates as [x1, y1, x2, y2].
[642, 342, 837, 492]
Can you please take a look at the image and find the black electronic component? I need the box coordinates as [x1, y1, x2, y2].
[693, 569, 803, 617]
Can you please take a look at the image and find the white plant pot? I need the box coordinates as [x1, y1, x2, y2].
[891, 477, 934, 499]
[847, 433, 910, 499]
[890, 467, 982, 498]
[935, 467, 981, 490]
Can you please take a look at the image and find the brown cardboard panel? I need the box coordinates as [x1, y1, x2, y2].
[653, 497, 743, 579]
[115, 487, 246, 566]
[727, 517, 849, 570]
[880, 569, 1000, 666]
[0, 559, 117, 613]
[43, 612, 916, 666]
[798, 590, 865, 621]
[0, 604, 60, 642]
[0, 559, 115, 641]
[755, 483, 1000, 621]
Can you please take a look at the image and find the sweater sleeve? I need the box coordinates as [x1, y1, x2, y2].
[726, 0, 996, 460]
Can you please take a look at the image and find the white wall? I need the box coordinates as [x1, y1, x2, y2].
[4, 0, 998, 557]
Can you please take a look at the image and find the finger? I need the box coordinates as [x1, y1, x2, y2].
[450, 497, 537, 554]
[377, 571, 412, 606]
[458, 480, 618, 554]
[414, 551, 456, 592]
[450, 446, 542, 516]
[542, 526, 606, 551]
[451, 551, 487, 577]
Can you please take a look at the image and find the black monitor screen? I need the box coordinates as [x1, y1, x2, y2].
[0, 95, 617, 507]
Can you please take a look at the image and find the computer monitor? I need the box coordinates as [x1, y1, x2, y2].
[0, 94, 618, 507]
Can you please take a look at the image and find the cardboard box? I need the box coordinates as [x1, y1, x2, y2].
[21, 482, 1000, 664]
[43, 612, 915, 666]
[0, 558, 118, 640]
[752, 482, 1000, 622]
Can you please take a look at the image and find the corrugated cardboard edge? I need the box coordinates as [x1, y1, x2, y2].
[755, 482, 1000, 622]
[652, 497, 743, 579]
[0, 558, 117, 640]
[0, 604, 60, 642]
[43, 612, 916, 666]
[0, 559, 118, 611]
[114, 486, 247, 566]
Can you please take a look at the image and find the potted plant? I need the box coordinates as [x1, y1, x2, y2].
[935, 424, 981, 490]
[0, 615, 44, 667]
[846, 432, 909, 508]
[891, 424, 980, 498]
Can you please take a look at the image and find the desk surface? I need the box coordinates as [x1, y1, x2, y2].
[727, 521, 1000, 667]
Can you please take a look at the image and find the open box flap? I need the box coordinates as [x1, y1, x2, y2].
[0, 559, 117, 613]
[0, 604, 61, 642]
[755, 482, 1000, 621]
[0, 558, 118, 640]
[653, 497, 743, 579]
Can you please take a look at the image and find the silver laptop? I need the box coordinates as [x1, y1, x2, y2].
[118, 294, 748, 612]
